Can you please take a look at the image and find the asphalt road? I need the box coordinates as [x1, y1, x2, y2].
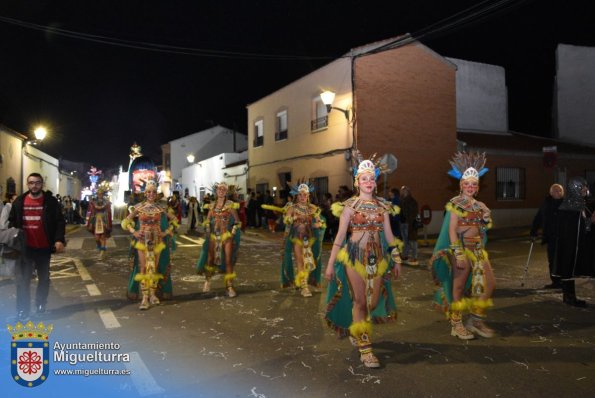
[1, 223, 594, 398]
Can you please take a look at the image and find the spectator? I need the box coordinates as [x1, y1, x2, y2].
[0, 193, 18, 229]
[9, 173, 65, 319]
[530, 183, 564, 289]
[388, 188, 401, 239]
[187, 197, 199, 232]
[63, 195, 74, 224]
[400, 186, 419, 265]
[320, 192, 335, 241]
[255, 192, 264, 228]
[246, 189, 255, 227]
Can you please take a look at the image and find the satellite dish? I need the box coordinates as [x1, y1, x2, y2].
[379, 153, 398, 174]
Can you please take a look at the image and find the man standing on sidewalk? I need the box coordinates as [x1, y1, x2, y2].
[530, 183, 564, 289]
[9, 173, 65, 319]
[400, 186, 419, 265]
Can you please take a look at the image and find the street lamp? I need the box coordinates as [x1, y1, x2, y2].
[27, 125, 48, 145]
[34, 126, 47, 141]
[320, 90, 350, 121]
[186, 154, 195, 163]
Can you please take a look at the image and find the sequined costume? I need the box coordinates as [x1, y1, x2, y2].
[86, 193, 112, 256]
[122, 198, 178, 308]
[430, 151, 495, 339]
[326, 196, 401, 335]
[431, 197, 492, 311]
[280, 198, 326, 295]
[195, 196, 241, 295]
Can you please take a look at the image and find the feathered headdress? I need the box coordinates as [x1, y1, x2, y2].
[209, 182, 229, 193]
[447, 152, 488, 181]
[96, 181, 111, 194]
[289, 179, 315, 196]
[145, 179, 158, 192]
[227, 185, 241, 196]
[352, 150, 388, 182]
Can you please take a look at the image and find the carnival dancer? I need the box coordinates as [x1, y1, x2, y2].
[430, 152, 495, 340]
[265, 183, 326, 297]
[196, 182, 241, 297]
[86, 184, 113, 260]
[122, 181, 178, 310]
[325, 154, 403, 369]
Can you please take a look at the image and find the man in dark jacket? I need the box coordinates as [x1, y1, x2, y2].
[400, 186, 419, 265]
[9, 173, 66, 319]
[530, 183, 564, 289]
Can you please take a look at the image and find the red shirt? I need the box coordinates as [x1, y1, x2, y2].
[23, 194, 50, 249]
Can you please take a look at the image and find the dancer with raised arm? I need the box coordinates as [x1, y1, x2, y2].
[266, 182, 325, 297]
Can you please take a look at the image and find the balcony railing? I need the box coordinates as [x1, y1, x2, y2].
[253, 136, 264, 147]
[311, 116, 328, 131]
[275, 130, 288, 141]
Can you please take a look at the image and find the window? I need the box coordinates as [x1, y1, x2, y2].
[496, 167, 525, 200]
[309, 176, 329, 204]
[256, 182, 268, 195]
[277, 172, 291, 199]
[311, 98, 328, 131]
[253, 119, 264, 147]
[275, 110, 288, 141]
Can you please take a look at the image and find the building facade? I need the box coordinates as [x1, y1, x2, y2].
[167, 125, 247, 190]
[0, 124, 25, 197]
[247, 57, 354, 202]
[181, 152, 247, 200]
[554, 44, 595, 146]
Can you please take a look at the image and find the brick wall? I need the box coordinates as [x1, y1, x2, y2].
[354, 43, 457, 210]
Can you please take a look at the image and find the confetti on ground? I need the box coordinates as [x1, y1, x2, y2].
[512, 360, 529, 370]
[249, 387, 266, 398]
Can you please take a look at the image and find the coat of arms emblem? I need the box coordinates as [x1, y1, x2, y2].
[7, 321, 53, 387]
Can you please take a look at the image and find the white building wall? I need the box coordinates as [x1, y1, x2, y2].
[22, 145, 60, 194]
[58, 173, 83, 198]
[0, 128, 24, 195]
[223, 162, 248, 197]
[447, 57, 508, 132]
[169, 125, 247, 185]
[181, 152, 247, 200]
[555, 44, 595, 145]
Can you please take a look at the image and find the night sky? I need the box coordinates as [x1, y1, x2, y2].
[0, 0, 593, 170]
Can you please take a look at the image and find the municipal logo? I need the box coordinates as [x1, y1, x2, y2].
[7, 321, 53, 387]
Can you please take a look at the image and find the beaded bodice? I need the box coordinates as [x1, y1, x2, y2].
[134, 201, 164, 240]
[291, 203, 317, 225]
[345, 198, 389, 232]
[92, 198, 109, 213]
[450, 195, 488, 228]
[210, 200, 235, 233]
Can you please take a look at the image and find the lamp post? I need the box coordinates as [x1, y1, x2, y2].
[27, 125, 48, 145]
[320, 90, 350, 121]
[34, 126, 47, 141]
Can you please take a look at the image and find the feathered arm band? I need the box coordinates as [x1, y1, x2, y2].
[331, 202, 344, 218]
[261, 204, 286, 213]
